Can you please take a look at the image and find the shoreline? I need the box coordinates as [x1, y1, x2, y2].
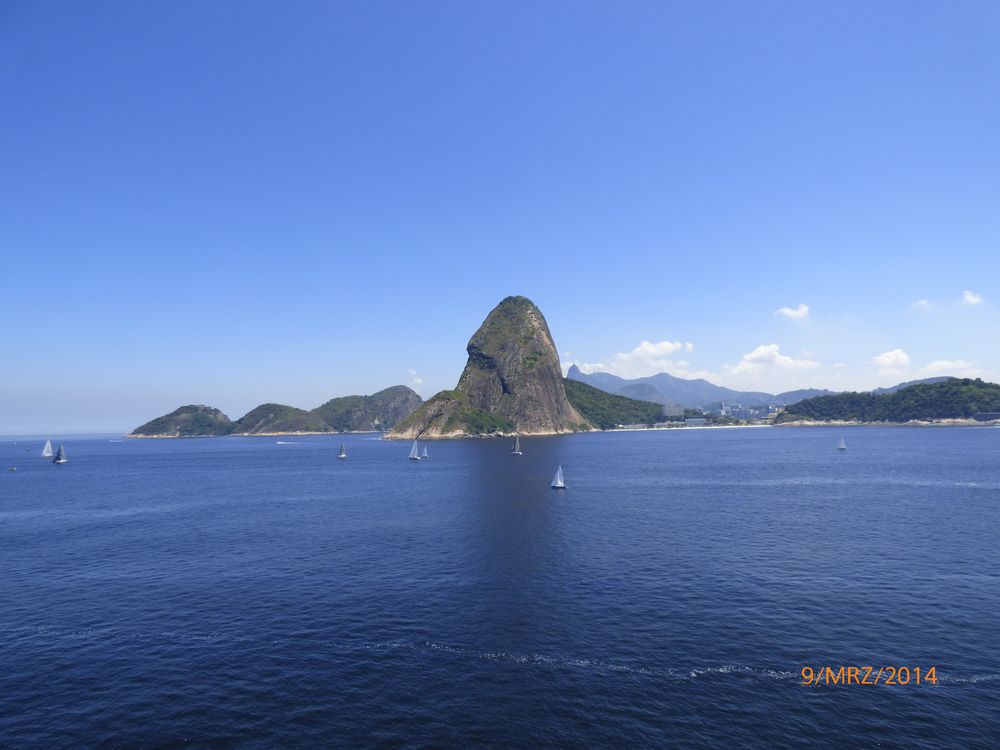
[776, 418, 999, 427]
[127, 430, 384, 439]
[126, 418, 1000, 440]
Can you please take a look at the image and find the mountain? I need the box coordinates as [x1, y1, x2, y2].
[781, 378, 1000, 422]
[313, 386, 424, 432]
[230, 403, 331, 434]
[563, 379, 664, 429]
[773, 388, 837, 404]
[131, 405, 233, 437]
[389, 296, 590, 438]
[566, 365, 974, 411]
[129, 386, 422, 437]
[617, 383, 671, 403]
[871, 376, 954, 395]
[566, 365, 776, 408]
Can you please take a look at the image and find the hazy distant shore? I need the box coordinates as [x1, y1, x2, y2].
[610, 419, 999, 432]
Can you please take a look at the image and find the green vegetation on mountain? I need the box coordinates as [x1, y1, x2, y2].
[130, 386, 422, 437]
[389, 296, 589, 438]
[131, 405, 233, 437]
[231, 403, 331, 434]
[781, 379, 1000, 422]
[563, 378, 663, 429]
[391, 389, 515, 436]
[441, 390, 515, 434]
[313, 385, 423, 432]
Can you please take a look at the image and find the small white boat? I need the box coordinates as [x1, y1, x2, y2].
[837, 438, 847, 451]
[41, 440, 53, 458]
[551, 465, 565, 489]
[422, 446, 429, 459]
[511, 436, 522, 455]
[338, 442, 347, 459]
[53, 445, 68, 464]
[409, 441, 421, 461]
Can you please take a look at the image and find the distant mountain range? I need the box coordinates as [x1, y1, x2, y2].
[565, 364, 832, 409]
[566, 365, 955, 410]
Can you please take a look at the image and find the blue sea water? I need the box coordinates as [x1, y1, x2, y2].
[1, 427, 998, 748]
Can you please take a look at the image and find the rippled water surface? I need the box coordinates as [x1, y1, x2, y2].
[2, 427, 999, 748]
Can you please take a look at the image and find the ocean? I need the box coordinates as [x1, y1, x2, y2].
[1, 427, 998, 748]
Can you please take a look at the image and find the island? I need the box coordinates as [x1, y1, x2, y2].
[388, 295, 673, 438]
[129, 386, 423, 437]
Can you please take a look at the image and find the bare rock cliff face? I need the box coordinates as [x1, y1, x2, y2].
[389, 296, 591, 438]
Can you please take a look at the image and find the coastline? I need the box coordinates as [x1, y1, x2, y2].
[605, 423, 771, 432]
[776, 418, 999, 427]
[126, 418, 1000, 440]
[383, 427, 588, 441]
[127, 430, 384, 439]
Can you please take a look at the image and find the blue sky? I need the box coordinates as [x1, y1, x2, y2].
[2, 1, 998, 434]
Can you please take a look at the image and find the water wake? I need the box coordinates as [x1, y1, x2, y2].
[20, 625, 988, 686]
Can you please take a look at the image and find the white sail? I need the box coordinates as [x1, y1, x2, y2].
[512, 436, 521, 454]
[338, 442, 347, 459]
[551, 464, 565, 489]
[409, 441, 421, 460]
[837, 438, 847, 451]
[41, 440, 53, 458]
[422, 446, 429, 458]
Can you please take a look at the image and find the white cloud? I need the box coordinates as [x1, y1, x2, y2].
[775, 303, 810, 320]
[572, 341, 834, 392]
[914, 291, 984, 309]
[412, 377, 423, 385]
[725, 344, 820, 377]
[921, 359, 980, 377]
[714, 344, 821, 391]
[873, 349, 910, 368]
[568, 339, 699, 379]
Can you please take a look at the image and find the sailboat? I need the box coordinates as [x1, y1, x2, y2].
[551, 465, 565, 489]
[409, 441, 421, 461]
[338, 442, 347, 459]
[837, 438, 847, 451]
[53, 445, 68, 464]
[422, 446, 429, 459]
[511, 436, 522, 455]
[41, 440, 53, 458]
